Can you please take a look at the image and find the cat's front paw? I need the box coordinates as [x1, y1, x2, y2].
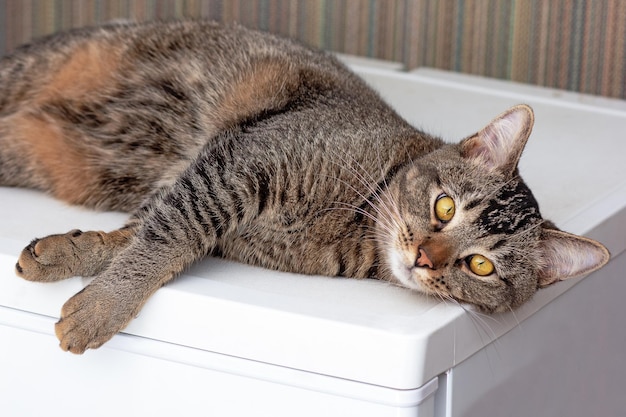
[55, 283, 131, 354]
[16, 231, 83, 282]
[16, 229, 130, 282]
[16, 229, 106, 282]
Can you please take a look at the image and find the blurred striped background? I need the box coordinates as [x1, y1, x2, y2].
[0, 0, 624, 99]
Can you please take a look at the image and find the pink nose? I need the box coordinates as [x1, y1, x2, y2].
[415, 247, 434, 269]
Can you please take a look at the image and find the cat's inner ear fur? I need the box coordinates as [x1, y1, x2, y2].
[460, 104, 534, 176]
[537, 228, 610, 287]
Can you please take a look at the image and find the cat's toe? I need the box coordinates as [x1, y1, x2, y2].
[55, 315, 108, 354]
[25, 238, 41, 257]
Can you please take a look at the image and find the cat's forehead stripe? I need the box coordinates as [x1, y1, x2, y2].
[476, 180, 541, 235]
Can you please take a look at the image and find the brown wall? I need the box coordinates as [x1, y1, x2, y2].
[1, 0, 624, 99]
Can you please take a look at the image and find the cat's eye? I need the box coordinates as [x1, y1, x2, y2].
[467, 254, 495, 276]
[434, 194, 455, 222]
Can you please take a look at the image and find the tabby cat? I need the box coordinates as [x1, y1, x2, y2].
[0, 20, 609, 354]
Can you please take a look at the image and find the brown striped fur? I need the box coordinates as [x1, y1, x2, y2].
[0, 20, 609, 353]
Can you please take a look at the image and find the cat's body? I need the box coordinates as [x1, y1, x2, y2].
[0, 20, 609, 354]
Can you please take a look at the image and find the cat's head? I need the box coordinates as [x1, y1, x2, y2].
[380, 105, 609, 312]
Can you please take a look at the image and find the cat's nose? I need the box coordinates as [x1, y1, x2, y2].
[415, 247, 434, 269]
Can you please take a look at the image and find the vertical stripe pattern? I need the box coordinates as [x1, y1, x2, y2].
[0, 0, 623, 99]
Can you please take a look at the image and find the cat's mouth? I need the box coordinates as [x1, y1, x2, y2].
[386, 248, 440, 295]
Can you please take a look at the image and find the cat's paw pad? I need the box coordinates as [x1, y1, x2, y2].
[16, 230, 99, 281]
[55, 285, 126, 354]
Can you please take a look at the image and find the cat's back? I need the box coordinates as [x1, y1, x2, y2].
[0, 19, 399, 137]
[0, 20, 433, 210]
[2, 19, 323, 69]
[1, 20, 359, 104]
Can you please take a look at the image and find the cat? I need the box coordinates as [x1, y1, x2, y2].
[0, 20, 609, 354]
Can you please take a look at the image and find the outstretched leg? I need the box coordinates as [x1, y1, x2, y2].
[52, 136, 256, 353]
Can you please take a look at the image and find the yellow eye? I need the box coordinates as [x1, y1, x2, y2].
[468, 255, 495, 276]
[435, 195, 455, 222]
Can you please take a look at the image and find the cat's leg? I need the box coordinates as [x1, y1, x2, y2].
[53, 138, 253, 353]
[16, 226, 136, 282]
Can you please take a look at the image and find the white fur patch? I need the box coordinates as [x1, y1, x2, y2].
[386, 248, 432, 294]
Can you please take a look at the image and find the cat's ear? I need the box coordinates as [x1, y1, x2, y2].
[537, 228, 610, 287]
[460, 104, 534, 176]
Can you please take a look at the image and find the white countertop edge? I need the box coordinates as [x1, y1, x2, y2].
[0, 305, 438, 406]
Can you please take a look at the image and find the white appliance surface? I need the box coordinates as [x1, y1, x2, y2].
[1, 62, 624, 416]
